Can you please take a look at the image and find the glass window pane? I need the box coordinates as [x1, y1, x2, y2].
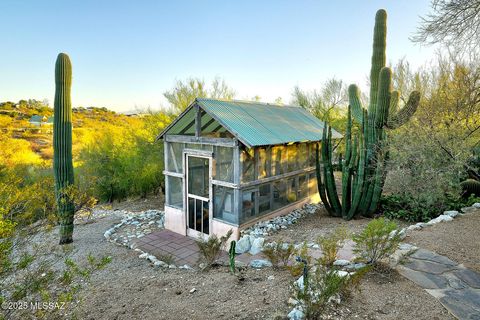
[167, 142, 184, 173]
[213, 186, 236, 224]
[308, 172, 317, 196]
[188, 157, 209, 198]
[272, 145, 287, 176]
[287, 177, 297, 203]
[241, 189, 256, 223]
[258, 184, 271, 214]
[298, 175, 308, 200]
[215, 146, 234, 182]
[309, 143, 317, 168]
[287, 144, 298, 172]
[167, 176, 183, 209]
[273, 180, 287, 210]
[241, 147, 255, 182]
[298, 144, 307, 169]
[258, 147, 271, 179]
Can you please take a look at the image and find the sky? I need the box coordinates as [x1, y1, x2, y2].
[0, 0, 439, 112]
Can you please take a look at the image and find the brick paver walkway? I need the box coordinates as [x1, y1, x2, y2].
[135, 230, 201, 265]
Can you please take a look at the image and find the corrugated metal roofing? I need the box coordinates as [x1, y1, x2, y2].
[158, 98, 342, 147]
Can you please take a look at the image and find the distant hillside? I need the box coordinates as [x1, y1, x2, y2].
[0, 99, 149, 163]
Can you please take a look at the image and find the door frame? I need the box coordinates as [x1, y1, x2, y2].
[184, 150, 213, 240]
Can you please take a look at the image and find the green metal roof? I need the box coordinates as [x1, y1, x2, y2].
[158, 98, 342, 147]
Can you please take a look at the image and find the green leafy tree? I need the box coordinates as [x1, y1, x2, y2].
[164, 77, 235, 113]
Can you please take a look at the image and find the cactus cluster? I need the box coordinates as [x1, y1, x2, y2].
[53, 53, 75, 244]
[316, 9, 421, 220]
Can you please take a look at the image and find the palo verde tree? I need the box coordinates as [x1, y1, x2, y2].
[53, 53, 75, 244]
[316, 9, 421, 220]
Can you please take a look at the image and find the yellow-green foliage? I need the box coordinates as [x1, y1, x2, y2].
[352, 218, 401, 265]
[78, 111, 172, 201]
[317, 227, 349, 267]
[262, 241, 295, 269]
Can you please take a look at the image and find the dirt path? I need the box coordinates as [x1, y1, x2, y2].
[406, 210, 480, 273]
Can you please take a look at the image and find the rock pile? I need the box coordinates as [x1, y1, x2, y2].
[103, 209, 165, 248]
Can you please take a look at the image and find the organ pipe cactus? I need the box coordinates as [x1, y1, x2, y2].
[54, 53, 75, 244]
[317, 9, 421, 220]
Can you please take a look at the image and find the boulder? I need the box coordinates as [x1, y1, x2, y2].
[472, 203, 480, 208]
[236, 236, 251, 254]
[249, 237, 265, 255]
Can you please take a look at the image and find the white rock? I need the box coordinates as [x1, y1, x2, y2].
[398, 243, 417, 251]
[168, 265, 177, 269]
[427, 215, 453, 225]
[444, 210, 459, 218]
[139, 253, 149, 259]
[407, 224, 422, 231]
[333, 270, 350, 278]
[287, 297, 299, 305]
[154, 261, 168, 267]
[189, 288, 196, 294]
[333, 259, 350, 266]
[295, 276, 304, 291]
[249, 259, 272, 269]
[147, 255, 157, 263]
[179, 264, 192, 270]
[267, 275, 275, 280]
[236, 236, 251, 254]
[472, 203, 480, 208]
[389, 228, 406, 240]
[288, 307, 305, 320]
[249, 237, 265, 255]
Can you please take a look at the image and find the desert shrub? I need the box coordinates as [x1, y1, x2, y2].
[196, 230, 232, 269]
[316, 227, 349, 267]
[296, 264, 369, 319]
[262, 241, 295, 270]
[78, 112, 170, 202]
[352, 218, 401, 265]
[381, 192, 480, 222]
[1, 210, 110, 320]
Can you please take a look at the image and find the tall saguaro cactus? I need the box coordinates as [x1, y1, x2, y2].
[54, 53, 75, 244]
[317, 9, 421, 220]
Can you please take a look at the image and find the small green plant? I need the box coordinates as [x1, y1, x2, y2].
[288, 242, 311, 277]
[196, 229, 232, 269]
[262, 241, 295, 270]
[228, 240, 236, 274]
[316, 227, 349, 267]
[352, 218, 401, 265]
[299, 266, 347, 318]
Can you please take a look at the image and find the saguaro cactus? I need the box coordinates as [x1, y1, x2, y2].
[54, 53, 75, 244]
[317, 9, 421, 220]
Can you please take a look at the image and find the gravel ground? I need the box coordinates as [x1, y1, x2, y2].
[10, 200, 467, 320]
[406, 208, 480, 273]
[265, 207, 410, 244]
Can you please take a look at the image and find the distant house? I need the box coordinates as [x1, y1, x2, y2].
[45, 116, 54, 125]
[156, 98, 342, 241]
[29, 115, 53, 127]
[29, 115, 45, 126]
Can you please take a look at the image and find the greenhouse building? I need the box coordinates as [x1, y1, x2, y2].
[156, 98, 341, 240]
